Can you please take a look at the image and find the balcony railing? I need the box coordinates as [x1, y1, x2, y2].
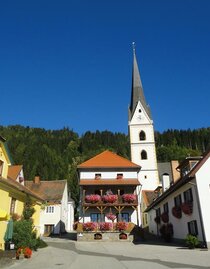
[83, 194, 138, 206]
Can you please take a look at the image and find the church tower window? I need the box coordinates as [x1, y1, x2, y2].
[139, 131, 146, 141]
[141, 150, 147, 160]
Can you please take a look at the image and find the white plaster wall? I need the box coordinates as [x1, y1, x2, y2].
[80, 171, 138, 179]
[61, 183, 68, 232]
[148, 182, 203, 241]
[195, 157, 210, 245]
[67, 201, 75, 231]
[40, 204, 61, 235]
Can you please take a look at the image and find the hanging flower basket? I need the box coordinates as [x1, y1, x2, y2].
[172, 206, 182, 219]
[106, 213, 116, 222]
[85, 194, 101, 203]
[181, 202, 193, 215]
[154, 215, 161, 224]
[122, 194, 137, 203]
[161, 212, 169, 223]
[102, 194, 118, 203]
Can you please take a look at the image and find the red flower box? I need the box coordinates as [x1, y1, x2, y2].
[99, 222, 113, 231]
[85, 194, 101, 203]
[82, 222, 98, 231]
[122, 194, 137, 203]
[102, 195, 118, 203]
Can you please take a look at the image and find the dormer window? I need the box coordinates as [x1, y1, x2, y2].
[117, 173, 123, 179]
[95, 173, 101, 180]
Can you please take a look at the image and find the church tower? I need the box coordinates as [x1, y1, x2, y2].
[128, 44, 159, 190]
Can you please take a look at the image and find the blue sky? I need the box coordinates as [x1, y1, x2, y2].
[1, 1, 210, 135]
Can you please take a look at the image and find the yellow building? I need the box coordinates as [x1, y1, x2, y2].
[0, 136, 43, 250]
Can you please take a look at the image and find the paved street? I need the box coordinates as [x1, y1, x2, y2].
[4, 237, 210, 269]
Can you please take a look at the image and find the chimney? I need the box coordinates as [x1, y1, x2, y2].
[171, 160, 180, 183]
[34, 176, 40, 184]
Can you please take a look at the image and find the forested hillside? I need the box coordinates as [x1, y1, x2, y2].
[1, 125, 210, 210]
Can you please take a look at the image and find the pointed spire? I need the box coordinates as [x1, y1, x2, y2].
[129, 43, 151, 120]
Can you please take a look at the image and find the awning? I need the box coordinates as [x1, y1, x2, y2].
[0, 208, 9, 220]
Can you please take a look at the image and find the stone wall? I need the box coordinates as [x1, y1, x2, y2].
[77, 231, 133, 242]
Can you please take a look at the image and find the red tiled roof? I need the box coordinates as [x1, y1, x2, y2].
[8, 165, 23, 180]
[25, 180, 67, 202]
[79, 179, 140, 186]
[78, 150, 140, 169]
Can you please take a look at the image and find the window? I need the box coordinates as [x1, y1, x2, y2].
[188, 220, 198, 236]
[174, 194, 182, 207]
[10, 198, 16, 214]
[156, 208, 161, 217]
[90, 213, 104, 222]
[141, 150, 147, 160]
[139, 131, 146, 141]
[46, 206, 54, 213]
[95, 173, 101, 179]
[184, 188, 193, 203]
[117, 173, 123, 179]
[0, 160, 3, 176]
[117, 213, 130, 222]
[163, 202, 169, 213]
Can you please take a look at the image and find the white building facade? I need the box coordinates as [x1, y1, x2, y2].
[146, 152, 210, 248]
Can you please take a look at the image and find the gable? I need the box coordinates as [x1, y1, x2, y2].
[78, 150, 140, 169]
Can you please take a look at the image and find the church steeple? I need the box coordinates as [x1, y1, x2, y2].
[128, 43, 159, 192]
[129, 43, 151, 121]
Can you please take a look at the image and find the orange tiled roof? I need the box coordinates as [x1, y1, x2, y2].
[79, 179, 140, 186]
[8, 165, 23, 180]
[25, 180, 67, 202]
[78, 150, 140, 169]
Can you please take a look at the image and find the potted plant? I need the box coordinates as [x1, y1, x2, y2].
[119, 233, 127, 240]
[116, 221, 128, 231]
[161, 212, 169, 223]
[181, 202, 193, 215]
[16, 247, 32, 259]
[185, 234, 200, 249]
[172, 206, 182, 219]
[122, 194, 136, 203]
